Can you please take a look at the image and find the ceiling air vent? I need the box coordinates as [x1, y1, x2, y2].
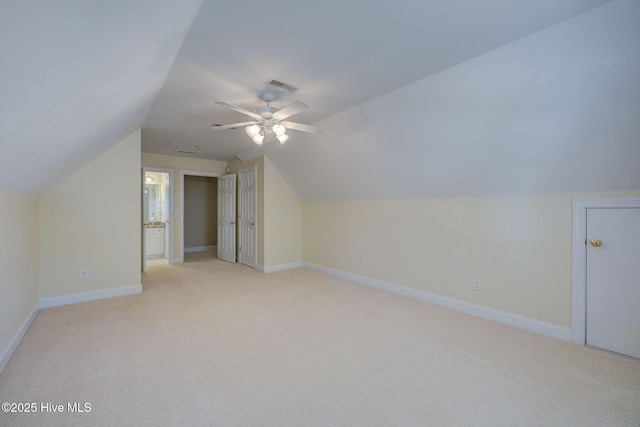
[266, 78, 298, 92]
[177, 150, 196, 155]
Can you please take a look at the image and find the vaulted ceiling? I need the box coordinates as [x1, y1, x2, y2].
[3, 0, 639, 198]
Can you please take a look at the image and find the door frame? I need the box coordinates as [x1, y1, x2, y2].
[238, 166, 257, 269]
[571, 196, 640, 345]
[179, 170, 221, 263]
[142, 167, 174, 269]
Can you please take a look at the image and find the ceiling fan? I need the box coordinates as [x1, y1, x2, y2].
[212, 93, 323, 145]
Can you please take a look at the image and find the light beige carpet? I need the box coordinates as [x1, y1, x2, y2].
[1, 251, 639, 426]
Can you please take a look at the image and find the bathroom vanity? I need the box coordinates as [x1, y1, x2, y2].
[145, 224, 165, 258]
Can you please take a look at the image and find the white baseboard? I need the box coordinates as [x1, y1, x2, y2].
[302, 262, 572, 342]
[39, 284, 143, 309]
[256, 262, 303, 273]
[184, 245, 216, 253]
[0, 301, 39, 375]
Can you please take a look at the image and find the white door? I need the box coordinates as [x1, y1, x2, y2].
[238, 167, 257, 268]
[586, 207, 640, 359]
[217, 174, 236, 263]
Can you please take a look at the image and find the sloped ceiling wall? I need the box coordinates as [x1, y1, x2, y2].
[268, 0, 640, 201]
[2, 1, 637, 200]
[0, 0, 202, 194]
[142, 0, 612, 161]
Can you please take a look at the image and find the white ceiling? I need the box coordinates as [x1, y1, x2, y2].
[3, 0, 639, 199]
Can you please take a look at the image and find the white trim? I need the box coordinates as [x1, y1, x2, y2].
[0, 302, 39, 375]
[304, 262, 572, 342]
[39, 284, 142, 309]
[257, 262, 303, 273]
[184, 245, 217, 253]
[571, 197, 640, 345]
[179, 170, 222, 264]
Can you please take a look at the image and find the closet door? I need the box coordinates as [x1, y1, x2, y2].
[238, 167, 257, 269]
[217, 174, 236, 263]
[586, 207, 640, 359]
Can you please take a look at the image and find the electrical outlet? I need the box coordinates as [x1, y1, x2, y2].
[80, 269, 89, 279]
[318, 249, 323, 258]
[472, 278, 481, 291]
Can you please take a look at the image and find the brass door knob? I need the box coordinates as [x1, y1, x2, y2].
[251, 222, 255, 226]
[590, 239, 602, 247]
[230, 221, 237, 225]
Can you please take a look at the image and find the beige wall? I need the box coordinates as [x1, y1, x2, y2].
[141, 153, 226, 261]
[227, 156, 265, 266]
[39, 130, 142, 298]
[184, 176, 217, 248]
[303, 191, 640, 328]
[263, 156, 302, 267]
[0, 190, 39, 363]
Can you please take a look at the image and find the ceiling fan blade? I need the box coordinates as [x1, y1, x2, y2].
[214, 101, 262, 120]
[282, 121, 324, 134]
[273, 101, 310, 120]
[211, 121, 259, 131]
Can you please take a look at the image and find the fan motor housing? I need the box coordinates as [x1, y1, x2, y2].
[256, 105, 278, 117]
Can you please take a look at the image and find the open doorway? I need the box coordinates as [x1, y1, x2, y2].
[179, 170, 221, 262]
[184, 175, 218, 255]
[142, 168, 173, 271]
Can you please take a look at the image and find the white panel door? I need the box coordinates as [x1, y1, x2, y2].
[586, 208, 640, 359]
[217, 174, 236, 263]
[238, 168, 257, 268]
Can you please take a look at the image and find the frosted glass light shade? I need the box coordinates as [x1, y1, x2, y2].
[252, 133, 265, 145]
[272, 123, 286, 136]
[246, 125, 261, 138]
[277, 134, 289, 144]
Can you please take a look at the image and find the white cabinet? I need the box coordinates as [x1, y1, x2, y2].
[145, 226, 165, 258]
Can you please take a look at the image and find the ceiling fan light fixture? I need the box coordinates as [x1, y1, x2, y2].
[272, 123, 286, 136]
[214, 95, 323, 145]
[252, 132, 265, 145]
[246, 125, 261, 138]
